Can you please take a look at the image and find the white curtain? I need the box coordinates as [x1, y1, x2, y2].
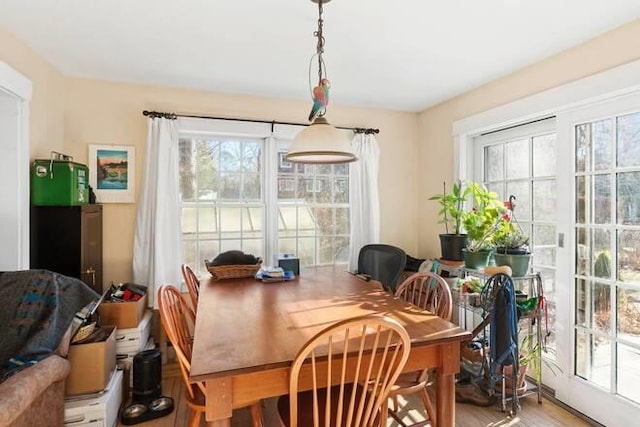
[348, 133, 380, 272]
[133, 118, 182, 308]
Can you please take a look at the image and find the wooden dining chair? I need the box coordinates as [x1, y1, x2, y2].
[180, 264, 200, 313]
[158, 285, 263, 427]
[389, 272, 453, 427]
[277, 314, 411, 427]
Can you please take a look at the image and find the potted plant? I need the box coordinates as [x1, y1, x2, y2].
[460, 182, 505, 269]
[493, 195, 531, 277]
[429, 180, 471, 261]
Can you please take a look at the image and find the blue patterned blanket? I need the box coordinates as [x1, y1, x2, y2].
[0, 270, 98, 381]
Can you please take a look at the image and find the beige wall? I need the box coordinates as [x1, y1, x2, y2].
[0, 28, 65, 156]
[63, 78, 419, 284]
[417, 18, 640, 260]
[1, 24, 419, 285]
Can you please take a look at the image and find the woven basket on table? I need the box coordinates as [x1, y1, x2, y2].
[205, 260, 262, 280]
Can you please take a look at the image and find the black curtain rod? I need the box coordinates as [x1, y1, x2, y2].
[142, 110, 380, 135]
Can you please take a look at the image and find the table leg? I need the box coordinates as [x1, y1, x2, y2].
[436, 372, 455, 427]
[205, 378, 233, 425]
[436, 341, 460, 427]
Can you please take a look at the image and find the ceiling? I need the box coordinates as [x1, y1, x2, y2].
[2, 0, 640, 112]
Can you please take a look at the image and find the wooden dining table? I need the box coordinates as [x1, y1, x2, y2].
[190, 266, 471, 426]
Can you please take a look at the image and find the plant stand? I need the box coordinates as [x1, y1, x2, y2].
[449, 266, 545, 415]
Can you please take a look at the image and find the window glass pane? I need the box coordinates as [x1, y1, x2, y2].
[200, 239, 220, 263]
[506, 181, 529, 222]
[197, 207, 218, 234]
[336, 208, 350, 235]
[197, 140, 217, 191]
[617, 112, 640, 168]
[617, 287, 640, 340]
[576, 123, 589, 173]
[576, 280, 611, 334]
[220, 239, 242, 253]
[618, 230, 640, 285]
[242, 141, 261, 172]
[592, 231, 611, 280]
[533, 224, 555, 267]
[313, 207, 335, 236]
[593, 119, 613, 171]
[219, 207, 242, 239]
[335, 178, 348, 203]
[576, 227, 589, 276]
[220, 174, 241, 200]
[533, 133, 556, 177]
[182, 206, 197, 234]
[617, 171, 640, 226]
[484, 144, 503, 182]
[318, 237, 335, 264]
[532, 179, 556, 222]
[575, 330, 611, 390]
[279, 238, 297, 255]
[315, 177, 331, 203]
[297, 237, 316, 266]
[278, 176, 296, 199]
[219, 140, 240, 172]
[505, 139, 529, 179]
[617, 342, 640, 405]
[593, 174, 611, 224]
[576, 176, 586, 224]
[243, 173, 261, 201]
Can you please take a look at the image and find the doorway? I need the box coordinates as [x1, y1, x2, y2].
[0, 61, 31, 270]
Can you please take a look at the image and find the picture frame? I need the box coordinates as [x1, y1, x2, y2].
[88, 144, 135, 203]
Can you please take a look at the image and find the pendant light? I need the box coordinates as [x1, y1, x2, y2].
[285, 0, 357, 164]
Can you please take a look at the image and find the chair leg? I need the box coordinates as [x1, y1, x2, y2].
[250, 401, 264, 427]
[380, 400, 389, 427]
[420, 388, 436, 427]
[188, 409, 202, 427]
[392, 395, 399, 412]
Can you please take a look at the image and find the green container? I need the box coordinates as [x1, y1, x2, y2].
[31, 159, 89, 206]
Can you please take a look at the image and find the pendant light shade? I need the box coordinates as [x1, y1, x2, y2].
[285, 117, 356, 164]
[285, 0, 358, 164]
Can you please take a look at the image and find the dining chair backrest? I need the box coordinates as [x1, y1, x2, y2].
[180, 264, 200, 313]
[357, 244, 407, 292]
[395, 272, 453, 321]
[287, 315, 411, 427]
[157, 284, 204, 400]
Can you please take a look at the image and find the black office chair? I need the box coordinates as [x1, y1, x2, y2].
[357, 244, 407, 292]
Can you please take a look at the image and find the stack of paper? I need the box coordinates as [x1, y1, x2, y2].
[256, 266, 295, 282]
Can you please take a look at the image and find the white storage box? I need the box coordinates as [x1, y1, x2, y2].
[64, 369, 123, 427]
[115, 310, 152, 357]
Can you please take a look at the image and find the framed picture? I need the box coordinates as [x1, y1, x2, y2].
[88, 145, 135, 203]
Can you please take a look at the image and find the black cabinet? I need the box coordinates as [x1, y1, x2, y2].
[30, 204, 103, 293]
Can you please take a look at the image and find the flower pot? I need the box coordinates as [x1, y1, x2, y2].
[497, 364, 528, 396]
[493, 252, 531, 277]
[439, 234, 468, 261]
[461, 248, 493, 270]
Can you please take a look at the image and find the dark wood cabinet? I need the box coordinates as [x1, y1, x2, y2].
[30, 204, 103, 293]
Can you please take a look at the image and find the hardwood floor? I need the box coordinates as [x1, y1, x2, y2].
[116, 362, 596, 427]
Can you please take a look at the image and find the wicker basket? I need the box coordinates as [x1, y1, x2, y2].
[205, 260, 262, 280]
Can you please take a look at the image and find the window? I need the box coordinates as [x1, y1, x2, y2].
[475, 118, 558, 352]
[277, 151, 350, 266]
[178, 119, 350, 275]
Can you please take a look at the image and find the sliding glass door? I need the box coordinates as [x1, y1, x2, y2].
[554, 93, 640, 426]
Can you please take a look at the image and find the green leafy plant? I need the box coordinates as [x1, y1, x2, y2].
[429, 180, 472, 235]
[461, 182, 505, 252]
[493, 220, 530, 252]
